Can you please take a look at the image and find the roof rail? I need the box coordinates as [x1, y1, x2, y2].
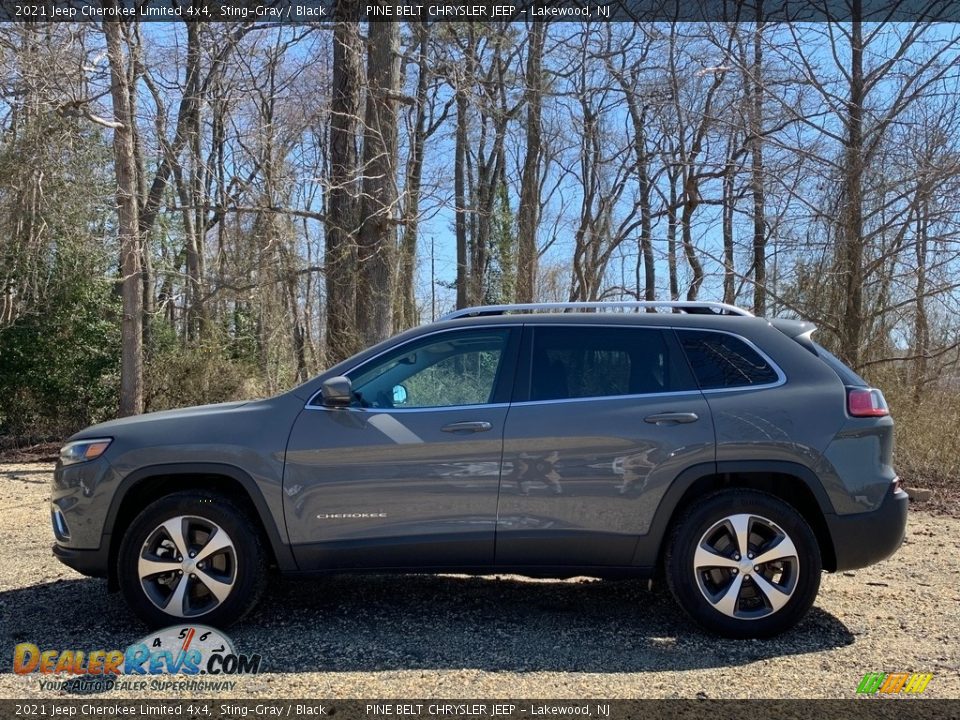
[440, 301, 754, 321]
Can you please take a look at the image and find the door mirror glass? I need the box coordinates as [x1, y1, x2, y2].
[392, 384, 409, 406]
[321, 376, 353, 407]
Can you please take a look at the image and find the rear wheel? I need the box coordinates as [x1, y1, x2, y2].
[118, 491, 267, 628]
[665, 490, 821, 638]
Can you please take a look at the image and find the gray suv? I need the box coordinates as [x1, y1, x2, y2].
[51, 301, 908, 637]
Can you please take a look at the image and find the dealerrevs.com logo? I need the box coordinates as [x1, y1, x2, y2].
[13, 625, 261, 693]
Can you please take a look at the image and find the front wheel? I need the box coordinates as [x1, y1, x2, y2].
[117, 491, 268, 628]
[665, 490, 821, 638]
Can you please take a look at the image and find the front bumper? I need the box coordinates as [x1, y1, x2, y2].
[825, 485, 909, 571]
[51, 456, 118, 549]
[52, 542, 110, 579]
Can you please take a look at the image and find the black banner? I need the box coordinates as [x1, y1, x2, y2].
[3, 700, 960, 720]
[2, 0, 960, 23]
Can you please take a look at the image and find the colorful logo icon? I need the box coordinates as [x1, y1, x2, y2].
[856, 672, 932, 695]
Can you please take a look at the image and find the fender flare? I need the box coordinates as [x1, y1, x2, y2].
[631, 460, 834, 567]
[103, 462, 297, 573]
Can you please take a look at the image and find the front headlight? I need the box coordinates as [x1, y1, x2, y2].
[59, 438, 112, 466]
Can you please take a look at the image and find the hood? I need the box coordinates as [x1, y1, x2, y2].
[70, 400, 253, 440]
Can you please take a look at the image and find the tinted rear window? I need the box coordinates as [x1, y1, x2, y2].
[530, 326, 696, 401]
[676, 330, 780, 390]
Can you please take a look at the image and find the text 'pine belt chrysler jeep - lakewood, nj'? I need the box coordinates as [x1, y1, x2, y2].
[51, 301, 908, 638]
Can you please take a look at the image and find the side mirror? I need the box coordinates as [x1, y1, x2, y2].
[392, 384, 409, 405]
[321, 376, 353, 407]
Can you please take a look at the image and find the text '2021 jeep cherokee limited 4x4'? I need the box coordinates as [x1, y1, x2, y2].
[51, 301, 908, 637]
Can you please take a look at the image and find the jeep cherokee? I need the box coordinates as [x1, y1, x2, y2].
[51, 301, 908, 637]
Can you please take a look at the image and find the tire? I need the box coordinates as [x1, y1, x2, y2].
[118, 491, 268, 629]
[665, 489, 821, 638]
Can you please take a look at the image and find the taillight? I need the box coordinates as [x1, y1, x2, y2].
[847, 387, 889, 417]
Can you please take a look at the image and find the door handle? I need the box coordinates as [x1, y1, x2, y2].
[441, 421, 492, 433]
[644, 412, 699, 425]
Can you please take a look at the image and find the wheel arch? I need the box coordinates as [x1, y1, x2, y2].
[634, 461, 838, 572]
[104, 463, 297, 590]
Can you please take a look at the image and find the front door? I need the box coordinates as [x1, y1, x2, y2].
[284, 326, 519, 571]
[496, 324, 715, 568]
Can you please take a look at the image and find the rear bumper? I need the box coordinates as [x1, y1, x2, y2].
[52, 542, 110, 579]
[825, 486, 909, 571]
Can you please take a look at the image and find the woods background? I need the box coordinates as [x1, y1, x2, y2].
[0, 13, 958, 499]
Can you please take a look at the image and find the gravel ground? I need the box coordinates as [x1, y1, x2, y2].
[1, 462, 958, 700]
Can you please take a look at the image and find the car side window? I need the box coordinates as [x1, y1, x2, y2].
[346, 329, 511, 409]
[675, 329, 780, 389]
[529, 326, 696, 401]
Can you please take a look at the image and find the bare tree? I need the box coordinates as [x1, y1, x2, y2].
[324, 0, 362, 361]
[667, 25, 732, 301]
[747, 18, 768, 315]
[104, 16, 143, 416]
[395, 21, 431, 330]
[839, 11, 867, 368]
[356, 21, 401, 345]
[769, 18, 960, 366]
[563, 30, 640, 302]
[603, 25, 660, 302]
[396, 21, 450, 330]
[516, 22, 545, 304]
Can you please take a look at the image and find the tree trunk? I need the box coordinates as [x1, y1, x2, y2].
[840, 9, 865, 368]
[913, 192, 929, 403]
[612, 62, 655, 304]
[667, 169, 679, 300]
[749, 18, 767, 316]
[681, 171, 704, 301]
[324, 0, 362, 363]
[454, 86, 469, 309]
[356, 21, 401, 346]
[516, 23, 545, 304]
[396, 21, 430, 331]
[126, 25, 154, 355]
[722, 148, 736, 304]
[184, 22, 206, 342]
[104, 16, 143, 417]
[172, 160, 201, 342]
[637, 114, 655, 303]
[472, 101, 508, 306]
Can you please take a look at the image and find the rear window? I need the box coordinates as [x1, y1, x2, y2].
[676, 330, 780, 390]
[811, 342, 868, 387]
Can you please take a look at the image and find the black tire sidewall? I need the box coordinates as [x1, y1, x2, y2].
[118, 492, 266, 629]
[665, 490, 822, 638]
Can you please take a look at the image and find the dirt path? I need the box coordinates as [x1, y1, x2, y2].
[1, 463, 957, 699]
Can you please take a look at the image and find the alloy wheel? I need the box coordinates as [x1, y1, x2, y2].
[137, 515, 237, 618]
[693, 513, 799, 620]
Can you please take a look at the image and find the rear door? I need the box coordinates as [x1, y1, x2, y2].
[496, 324, 715, 568]
[284, 326, 519, 570]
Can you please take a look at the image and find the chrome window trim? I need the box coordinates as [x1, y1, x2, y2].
[304, 402, 512, 413]
[305, 324, 516, 410]
[304, 321, 787, 410]
[511, 389, 705, 408]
